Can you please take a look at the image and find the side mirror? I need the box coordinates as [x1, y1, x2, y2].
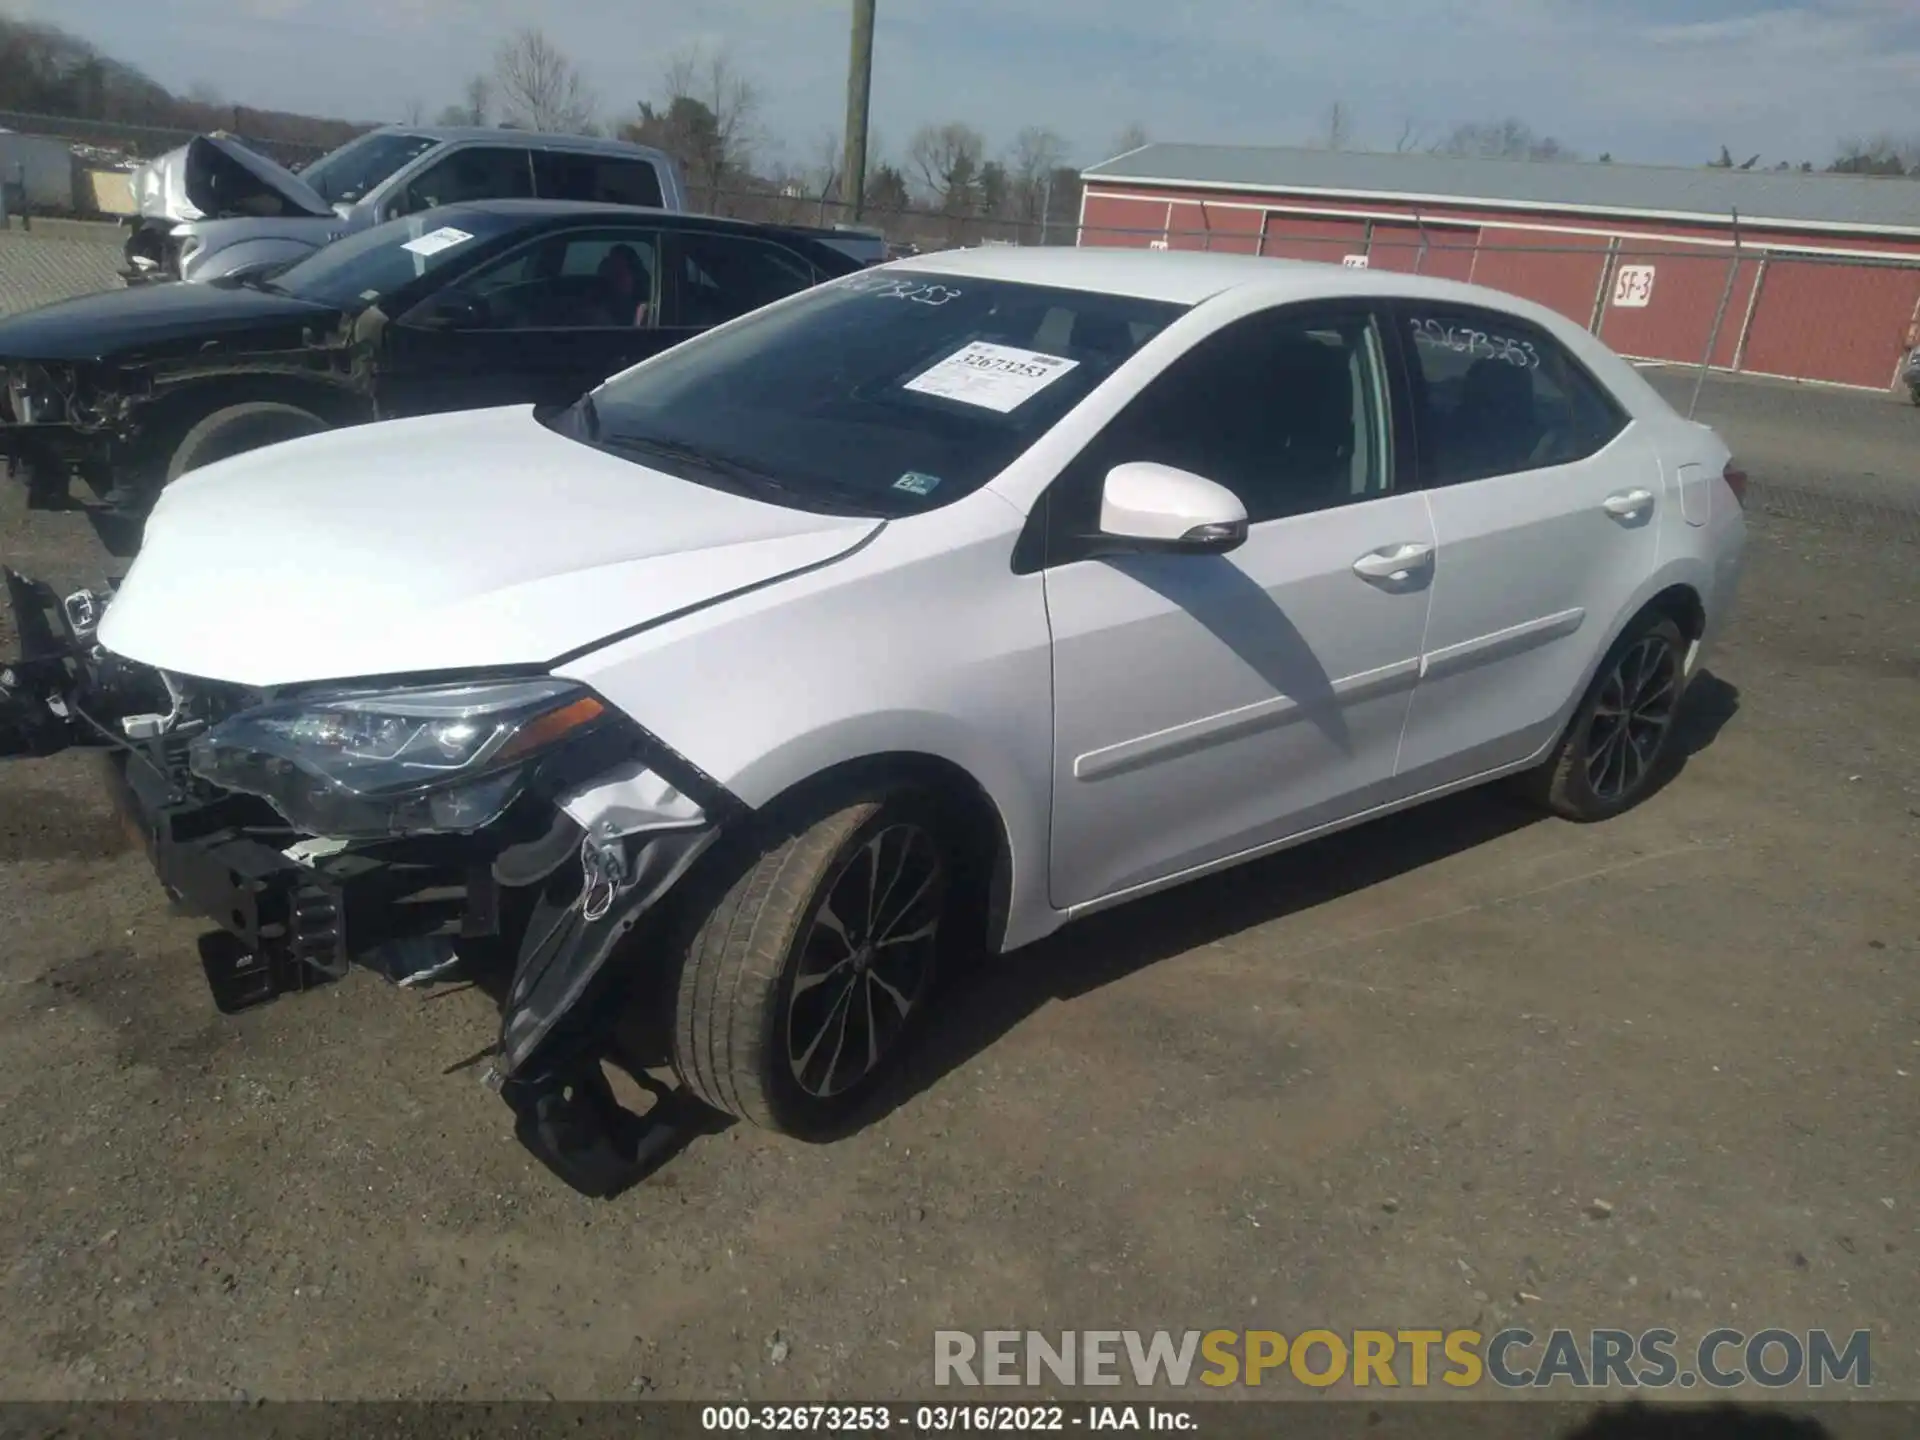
[1097, 461, 1249, 555]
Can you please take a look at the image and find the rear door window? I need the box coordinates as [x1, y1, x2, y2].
[532, 152, 665, 208]
[660, 231, 821, 329]
[1396, 303, 1629, 485]
[395, 147, 534, 217]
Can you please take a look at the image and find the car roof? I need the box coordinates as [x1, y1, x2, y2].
[397, 199, 862, 269]
[364, 124, 674, 164]
[415, 198, 807, 232]
[888, 244, 1558, 319]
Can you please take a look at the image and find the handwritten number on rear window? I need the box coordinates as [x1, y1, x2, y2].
[1409, 316, 1538, 369]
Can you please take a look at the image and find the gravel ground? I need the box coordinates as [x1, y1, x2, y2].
[0, 220, 126, 317]
[0, 275, 1912, 1407]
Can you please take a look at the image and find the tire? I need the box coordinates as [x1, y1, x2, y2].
[670, 789, 953, 1138]
[1522, 612, 1688, 822]
[165, 401, 329, 484]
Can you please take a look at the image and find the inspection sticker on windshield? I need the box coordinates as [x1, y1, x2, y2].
[893, 471, 942, 496]
[902, 342, 1079, 414]
[400, 226, 475, 258]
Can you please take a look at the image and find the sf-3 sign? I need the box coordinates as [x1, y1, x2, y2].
[1612, 264, 1656, 309]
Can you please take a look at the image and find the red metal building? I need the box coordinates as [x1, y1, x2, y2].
[1078, 143, 1920, 391]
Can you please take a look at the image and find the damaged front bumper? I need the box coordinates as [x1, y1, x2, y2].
[2, 362, 132, 506]
[1, 568, 741, 1196]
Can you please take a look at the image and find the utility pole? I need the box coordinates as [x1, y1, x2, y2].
[843, 0, 876, 223]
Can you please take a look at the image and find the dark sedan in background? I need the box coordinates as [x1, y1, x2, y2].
[0, 200, 866, 511]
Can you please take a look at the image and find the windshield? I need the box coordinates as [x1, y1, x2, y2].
[572, 271, 1187, 516]
[269, 208, 520, 309]
[299, 131, 438, 206]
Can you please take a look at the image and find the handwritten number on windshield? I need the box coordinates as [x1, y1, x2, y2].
[841, 275, 963, 306]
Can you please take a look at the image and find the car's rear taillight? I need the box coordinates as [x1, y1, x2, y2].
[1722, 461, 1748, 508]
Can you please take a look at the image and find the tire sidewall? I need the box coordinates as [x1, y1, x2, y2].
[1557, 614, 1689, 819]
[167, 403, 327, 484]
[761, 791, 954, 1138]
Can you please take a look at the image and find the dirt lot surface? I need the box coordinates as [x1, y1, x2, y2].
[0, 341, 1913, 1404]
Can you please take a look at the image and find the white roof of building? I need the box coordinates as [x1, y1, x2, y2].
[1083, 142, 1920, 238]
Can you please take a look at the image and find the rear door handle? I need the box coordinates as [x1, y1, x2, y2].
[1352, 542, 1434, 584]
[1603, 489, 1655, 519]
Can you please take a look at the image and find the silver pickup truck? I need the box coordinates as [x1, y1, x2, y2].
[127, 125, 889, 284]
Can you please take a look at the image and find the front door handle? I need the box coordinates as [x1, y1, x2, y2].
[1603, 488, 1655, 519]
[1352, 542, 1434, 584]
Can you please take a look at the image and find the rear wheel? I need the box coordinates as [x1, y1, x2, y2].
[165, 401, 329, 485]
[1523, 612, 1688, 822]
[670, 789, 952, 1137]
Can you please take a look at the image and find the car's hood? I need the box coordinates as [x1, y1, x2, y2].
[0, 279, 339, 363]
[97, 407, 883, 689]
[132, 134, 334, 223]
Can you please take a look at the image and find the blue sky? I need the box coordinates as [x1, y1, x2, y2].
[6, 0, 1918, 172]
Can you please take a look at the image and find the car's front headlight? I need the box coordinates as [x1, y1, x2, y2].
[188, 677, 611, 839]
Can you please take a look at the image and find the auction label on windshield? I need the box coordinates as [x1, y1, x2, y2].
[903, 342, 1079, 414]
[400, 226, 475, 257]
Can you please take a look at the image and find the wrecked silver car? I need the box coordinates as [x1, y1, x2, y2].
[123, 126, 689, 285]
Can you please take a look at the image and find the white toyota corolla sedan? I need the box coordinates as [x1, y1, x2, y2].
[0, 247, 1746, 1193]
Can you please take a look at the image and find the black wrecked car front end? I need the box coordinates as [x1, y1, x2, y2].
[1, 568, 740, 1196]
[0, 361, 125, 503]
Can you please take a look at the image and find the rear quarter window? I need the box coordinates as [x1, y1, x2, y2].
[534, 152, 665, 208]
[1396, 303, 1629, 485]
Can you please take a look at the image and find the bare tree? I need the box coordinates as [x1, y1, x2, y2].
[401, 98, 425, 125]
[1007, 125, 1067, 230]
[437, 75, 492, 128]
[1438, 118, 1572, 161]
[806, 127, 843, 220]
[1111, 122, 1149, 156]
[625, 44, 762, 209]
[1318, 101, 1352, 150]
[908, 121, 986, 213]
[493, 28, 598, 134]
[1393, 117, 1425, 153]
[1829, 133, 1920, 176]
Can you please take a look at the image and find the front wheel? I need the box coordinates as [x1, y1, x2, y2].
[165, 400, 329, 485]
[1522, 613, 1688, 822]
[670, 790, 952, 1138]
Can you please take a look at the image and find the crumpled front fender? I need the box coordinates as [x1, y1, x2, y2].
[492, 759, 742, 1087]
